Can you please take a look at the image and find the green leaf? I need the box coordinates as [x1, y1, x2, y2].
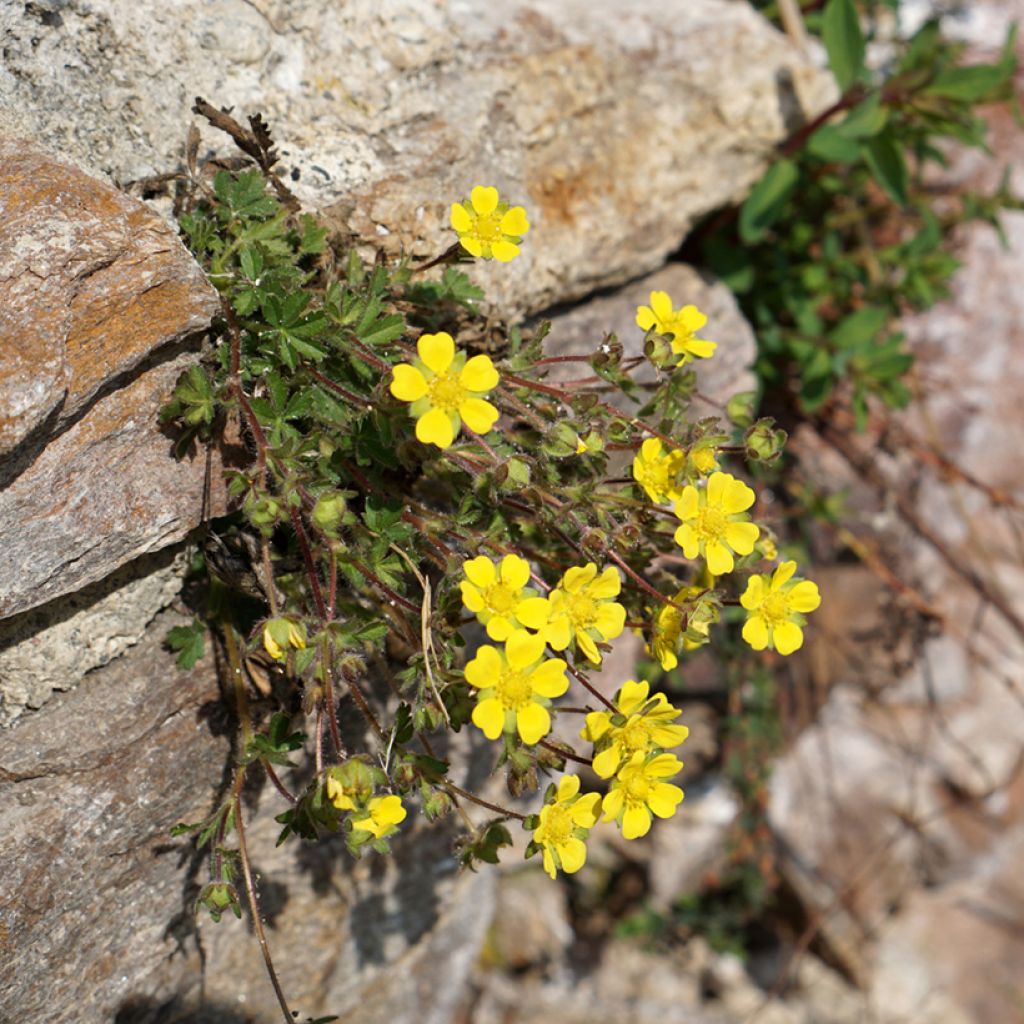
[739, 159, 799, 243]
[862, 132, 909, 205]
[835, 94, 888, 140]
[165, 619, 206, 670]
[924, 63, 1014, 102]
[822, 0, 865, 91]
[704, 236, 755, 293]
[830, 307, 888, 350]
[807, 125, 861, 163]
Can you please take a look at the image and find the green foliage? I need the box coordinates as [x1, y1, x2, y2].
[709, 4, 1019, 424]
[164, 618, 206, 669]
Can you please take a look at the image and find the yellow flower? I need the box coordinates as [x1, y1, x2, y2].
[581, 679, 688, 779]
[687, 445, 718, 477]
[390, 332, 499, 449]
[602, 751, 685, 839]
[541, 563, 627, 665]
[741, 561, 821, 655]
[262, 618, 307, 661]
[351, 794, 407, 839]
[465, 630, 568, 745]
[532, 775, 601, 879]
[632, 438, 684, 504]
[325, 775, 357, 812]
[450, 185, 530, 262]
[460, 554, 550, 641]
[635, 292, 717, 364]
[674, 472, 760, 576]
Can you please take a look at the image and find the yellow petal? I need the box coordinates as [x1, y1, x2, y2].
[557, 836, 587, 874]
[674, 524, 699, 559]
[773, 621, 804, 655]
[617, 679, 650, 714]
[506, 628, 545, 669]
[788, 580, 821, 613]
[450, 202, 472, 233]
[679, 305, 707, 331]
[417, 331, 455, 374]
[723, 476, 756, 514]
[527, 659, 568, 699]
[459, 397, 499, 434]
[705, 540, 735, 576]
[515, 596, 550, 629]
[725, 521, 760, 555]
[772, 561, 798, 589]
[646, 753, 683, 778]
[674, 486, 699, 522]
[499, 554, 530, 590]
[582, 711, 611, 743]
[576, 629, 601, 665]
[648, 782, 684, 818]
[706, 472, 728, 507]
[542, 847, 557, 879]
[592, 745, 621, 779]
[684, 339, 717, 359]
[460, 580, 485, 612]
[542, 614, 573, 651]
[557, 775, 581, 801]
[415, 407, 456, 448]
[517, 702, 550, 745]
[635, 306, 657, 331]
[491, 240, 520, 262]
[485, 615, 515, 641]
[742, 615, 769, 650]
[649, 291, 674, 321]
[390, 363, 428, 402]
[740, 575, 766, 610]
[472, 697, 506, 739]
[622, 805, 652, 840]
[500, 206, 529, 235]
[561, 564, 597, 593]
[459, 235, 483, 258]
[601, 788, 623, 822]
[459, 354, 499, 393]
[372, 794, 407, 826]
[471, 185, 499, 216]
[463, 555, 497, 588]
[465, 644, 502, 688]
[594, 602, 626, 640]
[589, 566, 622, 600]
[572, 792, 601, 827]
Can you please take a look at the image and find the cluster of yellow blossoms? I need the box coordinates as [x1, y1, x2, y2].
[360, 188, 821, 865]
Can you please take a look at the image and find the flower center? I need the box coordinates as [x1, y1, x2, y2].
[620, 717, 652, 753]
[484, 583, 517, 615]
[496, 670, 533, 711]
[536, 804, 573, 847]
[565, 592, 597, 629]
[428, 372, 467, 412]
[471, 211, 503, 244]
[622, 771, 651, 806]
[759, 592, 791, 629]
[696, 506, 727, 541]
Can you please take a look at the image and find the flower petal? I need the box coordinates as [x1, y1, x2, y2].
[674, 524, 699, 559]
[740, 575, 765, 610]
[601, 788, 623, 822]
[556, 775, 581, 801]
[417, 331, 455, 374]
[706, 472, 727, 507]
[460, 580, 485, 612]
[617, 679, 650, 714]
[506, 629, 546, 669]
[723, 476, 756, 514]
[679, 305, 708, 331]
[576, 629, 601, 664]
[527, 659, 568, 699]
[500, 206, 529, 235]
[459, 235, 483, 258]
[646, 753, 683, 778]
[491, 240, 520, 262]
[485, 615, 515, 641]
[390, 363, 428, 402]
[674, 486, 699, 522]
[542, 615, 572, 651]
[556, 836, 587, 874]
[465, 644, 502, 688]
[742, 615, 770, 651]
[542, 847, 557, 879]
[649, 291, 673, 321]
[592, 745, 621, 779]
[450, 202, 472, 233]
[705, 539, 735, 577]
[773, 621, 804, 655]
[516, 702, 551, 745]
[589, 566, 622, 600]
[648, 782, 684, 818]
[788, 580, 821, 613]
[500, 554, 531, 589]
[460, 354, 499, 393]
[683, 339, 717, 359]
[515, 596, 550, 629]
[572, 792, 601, 827]
[622, 805, 652, 840]
[635, 306, 657, 331]
[473, 697, 507, 739]
[582, 711, 611, 743]
[725, 521, 760, 555]
[415, 407, 457, 448]
[594, 602, 626, 640]
[464, 555, 497, 588]
[470, 185, 499, 216]
[459, 397, 499, 434]
[772, 561, 798, 589]
[561, 564, 596, 593]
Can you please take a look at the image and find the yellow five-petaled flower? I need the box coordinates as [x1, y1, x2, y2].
[532, 775, 601, 879]
[635, 291, 717, 365]
[601, 750, 685, 840]
[450, 186, 530, 262]
[460, 554, 550, 641]
[465, 629, 569, 745]
[741, 560, 821, 655]
[390, 331, 499, 449]
[541, 563, 627, 665]
[674, 472, 760, 576]
[351, 794, 407, 840]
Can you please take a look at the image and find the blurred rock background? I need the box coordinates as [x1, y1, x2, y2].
[2, 1, 1023, 1022]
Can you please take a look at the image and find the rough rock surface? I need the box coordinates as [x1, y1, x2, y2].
[0, 0, 833, 315]
[0, 143, 224, 621]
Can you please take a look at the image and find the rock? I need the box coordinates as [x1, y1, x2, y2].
[0, 143, 224, 620]
[0, 0, 834, 315]
[0, 549, 187, 726]
[0, 608, 496, 1024]
[484, 868, 574, 970]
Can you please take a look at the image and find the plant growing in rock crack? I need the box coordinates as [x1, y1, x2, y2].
[699, 0, 1020, 428]
[160, 99, 820, 1021]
